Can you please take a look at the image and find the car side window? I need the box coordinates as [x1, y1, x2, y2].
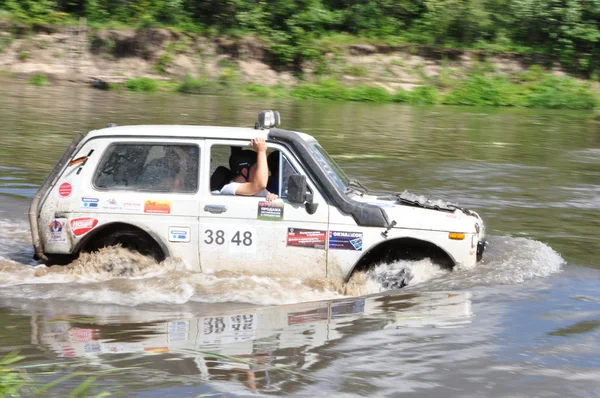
[94, 143, 199, 193]
[210, 144, 281, 196]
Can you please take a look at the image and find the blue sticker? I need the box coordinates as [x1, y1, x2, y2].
[328, 231, 363, 251]
[168, 227, 190, 243]
[81, 197, 99, 208]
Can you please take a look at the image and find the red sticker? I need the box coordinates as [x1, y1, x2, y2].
[58, 182, 72, 198]
[70, 217, 98, 237]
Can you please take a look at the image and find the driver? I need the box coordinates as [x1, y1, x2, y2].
[220, 137, 278, 201]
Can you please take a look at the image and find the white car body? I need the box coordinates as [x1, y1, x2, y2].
[30, 114, 486, 283]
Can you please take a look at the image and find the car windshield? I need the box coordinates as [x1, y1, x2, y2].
[311, 144, 350, 192]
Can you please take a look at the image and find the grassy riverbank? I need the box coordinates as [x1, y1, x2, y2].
[105, 68, 597, 109]
[2, 2, 600, 109]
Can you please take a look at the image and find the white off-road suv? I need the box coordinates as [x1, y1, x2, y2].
[30, 111, 486, 285]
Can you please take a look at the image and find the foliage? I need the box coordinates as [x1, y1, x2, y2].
[443, 74, 518, 106]
[124, 77, 158, 92]
[442, 72, 597, 108]
[343, 65, 369, 77]
[523, 75, 597, 109]
[409, 85, 439, 104]
[154, 53, 173, 75]
[3, 0, 600, 69]
[0, 32, 12, 53]
[18, 50, 29, 61]
[177, 73, 219, 94]
[241, 83, 287, 97]
[28, 73, 48, 86]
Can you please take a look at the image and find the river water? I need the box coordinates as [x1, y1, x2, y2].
[0, 81, 599, 397]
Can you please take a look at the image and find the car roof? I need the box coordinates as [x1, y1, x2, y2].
[86, 125, 317, 142]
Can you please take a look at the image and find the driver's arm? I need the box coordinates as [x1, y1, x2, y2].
[235, 138, 269, 196]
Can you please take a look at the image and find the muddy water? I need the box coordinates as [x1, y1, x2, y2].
[0, 81, 599, 396]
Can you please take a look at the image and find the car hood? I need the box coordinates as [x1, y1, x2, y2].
[352, 191, 485, 235]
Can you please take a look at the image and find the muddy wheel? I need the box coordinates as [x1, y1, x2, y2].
[43, 253, 75, 266]
[86, 227, 165, 263]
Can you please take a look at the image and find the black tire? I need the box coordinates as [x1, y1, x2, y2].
[87, 227, 165, 262]
[43, 253, 75, 266]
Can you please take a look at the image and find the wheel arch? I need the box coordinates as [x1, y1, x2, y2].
[345, 237, 457, 282]
[72, 221, 170, 260]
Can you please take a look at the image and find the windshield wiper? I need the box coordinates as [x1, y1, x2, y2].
[345, 179, 368, 195]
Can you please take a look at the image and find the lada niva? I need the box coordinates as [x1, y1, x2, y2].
[29, 111, 486, 284]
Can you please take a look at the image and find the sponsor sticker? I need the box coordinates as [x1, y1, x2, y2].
[169, 227, 190, 243]
[83, 343, 102, 353]
[286, 228, 326, 249]
[80, 197, 99, 209]
[257, 201, 284, 221]
[288, 307, 329, 326]
[70, 217, 98, 237]
[144, 200, 171, 214]
[331, 298, 366, 318]
[58, 182, 72, 198]
[49, 219, 66, 243]
[68, 328, 97, 343]
[328, 231, 363, 251]
[99, 198, 142, 212]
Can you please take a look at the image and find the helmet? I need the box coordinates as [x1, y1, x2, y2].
[229, 150, 258, 176]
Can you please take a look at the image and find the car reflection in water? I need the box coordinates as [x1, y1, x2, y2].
[32, 292, 472, 394]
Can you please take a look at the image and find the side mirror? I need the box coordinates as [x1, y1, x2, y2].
[288, 174, 308, 204]
[287, 174, 319, 214]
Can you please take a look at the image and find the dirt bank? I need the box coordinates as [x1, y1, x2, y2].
[0, 24, 576, 91]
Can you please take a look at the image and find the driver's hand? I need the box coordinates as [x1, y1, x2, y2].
[266, 193, 278, 202]
[251, 137, 267, 153]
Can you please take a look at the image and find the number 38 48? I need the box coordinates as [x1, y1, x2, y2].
[204, 229, 253, 246]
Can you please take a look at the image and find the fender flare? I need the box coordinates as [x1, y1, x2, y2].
[344, 236, 457, 282]
[72, 221, 170, 258]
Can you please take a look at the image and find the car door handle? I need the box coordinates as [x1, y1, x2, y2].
[204, 204, 228, 214]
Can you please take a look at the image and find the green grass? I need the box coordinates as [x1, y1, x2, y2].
[442, 73, 597, 109]
[28, 74, 49, 86]
[241, 83, 287, 98]
[291, 78, 392, 102]
[343, 65, 369, 77]
[18, 50, 29, 61]
[177, 74, 220, 94]
[154, 53, 174, 75]
[124, 77, 159, 92]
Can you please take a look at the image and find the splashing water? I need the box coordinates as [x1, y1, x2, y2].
[0, 217, 564, 306]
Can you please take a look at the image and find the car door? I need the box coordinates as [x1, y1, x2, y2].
[198, 140, 329, 279]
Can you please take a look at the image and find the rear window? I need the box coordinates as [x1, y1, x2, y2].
[94, 143, 199, 193]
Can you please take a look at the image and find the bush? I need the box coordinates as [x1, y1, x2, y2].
[177, 74, 219, 94]
[343, 65, 369, 77]
[219, 67, 237, 86]
[242, 83, 286, 98]
[392, 89, 410, 103]
[125, 77, 158, 92]
[409, 85, 439, 104]
[443, 75, 517, 106]
[524, 76, 597, 109]
[18, 50, 29, 61]
[28, 74, 49, 86]
[345, 85, 392, 102]
[154, 53, 174, 75]
[291, 78, 348, 100]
